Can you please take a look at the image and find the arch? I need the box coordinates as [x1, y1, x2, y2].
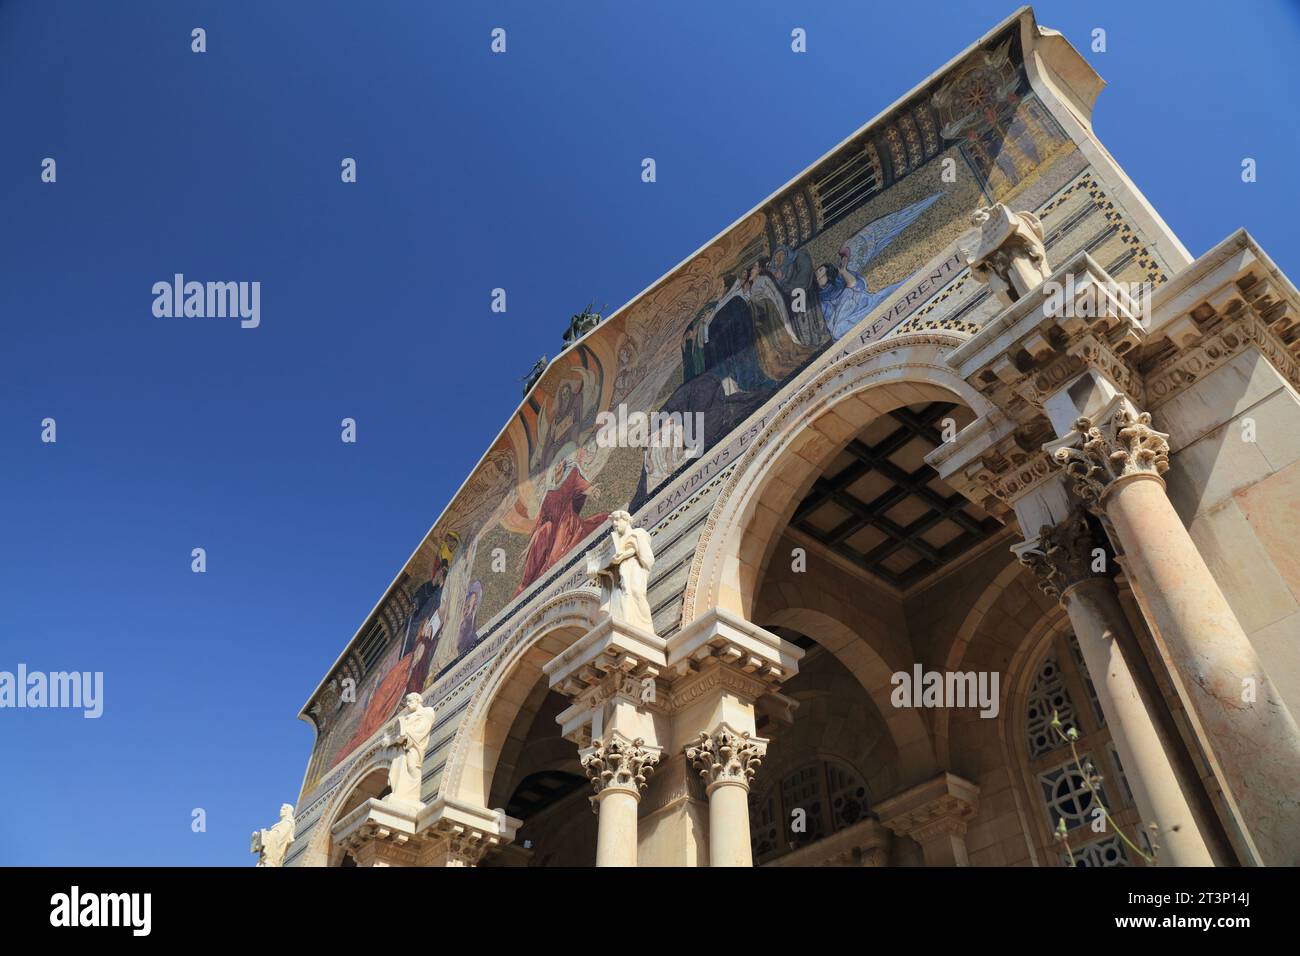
[439, 589, 603, 808]
[763, 605, 937, 786]
[684, 333, 993, 624]
[933, 557, 1033, 767]
[295, 744, 401, 867]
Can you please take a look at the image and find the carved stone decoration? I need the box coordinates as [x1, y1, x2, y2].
[423, 822, 500, 867]
[686, 726, 767, 793]
[1014, 509, 1104, 600]
[381, 693, 438, 807]
[587, 509, 656, 634]
[1051, 406, 1170, 509]
[963, 204, 1051, 307]
[580, 733, 660, 807]
[252, 803, 296, 867]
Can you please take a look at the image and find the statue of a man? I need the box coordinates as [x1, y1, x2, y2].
[251, 803, 296, 867]
[588, 509, 656, 634]
[964, 204, 1051, 306]
[382, 692, 437, 806]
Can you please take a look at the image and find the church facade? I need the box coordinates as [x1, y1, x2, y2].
[275, 8, 1300, 867]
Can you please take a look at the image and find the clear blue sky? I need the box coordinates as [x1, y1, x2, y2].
[1, 1, 1296, 865]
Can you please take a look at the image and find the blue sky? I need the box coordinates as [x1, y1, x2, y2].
[1, 1, 1296, 865]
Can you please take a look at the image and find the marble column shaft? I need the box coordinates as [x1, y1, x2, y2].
[1055, 406, 1300, 864]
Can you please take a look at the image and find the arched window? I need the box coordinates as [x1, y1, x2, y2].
[1023, 632, 1141, 867]
[749, 757, 870, 865]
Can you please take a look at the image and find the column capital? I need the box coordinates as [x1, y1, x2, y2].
[1013, 508, 1107, 600]
[1048, 398, 1170, 509]
[580, 731, 661, 806]
[685, 723, 768, 795]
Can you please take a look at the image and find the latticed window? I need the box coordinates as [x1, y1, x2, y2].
[1025, 654, 1078, 757]
[1024, 631, 1140, 867]
[1068, 834, 1129, 867]
[750, 758, 870, 864]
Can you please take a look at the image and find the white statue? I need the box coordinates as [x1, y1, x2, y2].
[587, 509, 656, 634]
[963, 204, 1051, 306]
[382, 692, 437, 806]
[251, 803, 296, 867]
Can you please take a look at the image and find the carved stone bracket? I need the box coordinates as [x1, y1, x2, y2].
[685, 724, 768, 794]
[1048, 399, 1170, 510]
[580, 732, 662, 806]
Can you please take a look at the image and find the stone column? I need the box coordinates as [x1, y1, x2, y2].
[686, 724, 767, 867]
[1016, 509, 1214, 865]
[1052, 400, 1300, 864]
[580, 733, 660, 867]
[877, 773, 979, 866]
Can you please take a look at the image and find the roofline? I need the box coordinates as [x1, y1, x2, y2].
[297, 5, 1039, 720]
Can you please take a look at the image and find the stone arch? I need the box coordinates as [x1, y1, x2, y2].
[295, 747, 397, 867]
[439, 589, 603, 809]
[1002, 607, 1079, 863]
[684, 333, 993, 624]
[937, 574, 1066, 868]
[933, 557, 1033, 767]
[762, 605, 937, 787]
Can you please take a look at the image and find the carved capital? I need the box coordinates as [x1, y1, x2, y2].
[686, 725, 768, 794]
[1014, 509, 1106, 600]
[1050, 404, 1169, 509]
[580, 732, 661, 804]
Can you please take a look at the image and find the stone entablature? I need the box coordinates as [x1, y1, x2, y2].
[877, 773, 980, 865]
[930, 230, 1300, 519]
[763, 818, 892, 867]
[1140, 230, 1300, 413]
[331, 796, 520, 867]
[948, 249, 1146, 427]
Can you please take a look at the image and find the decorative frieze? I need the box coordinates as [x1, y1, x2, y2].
[1144, 260, 1300, 409]
[667, 660, 771, 713]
